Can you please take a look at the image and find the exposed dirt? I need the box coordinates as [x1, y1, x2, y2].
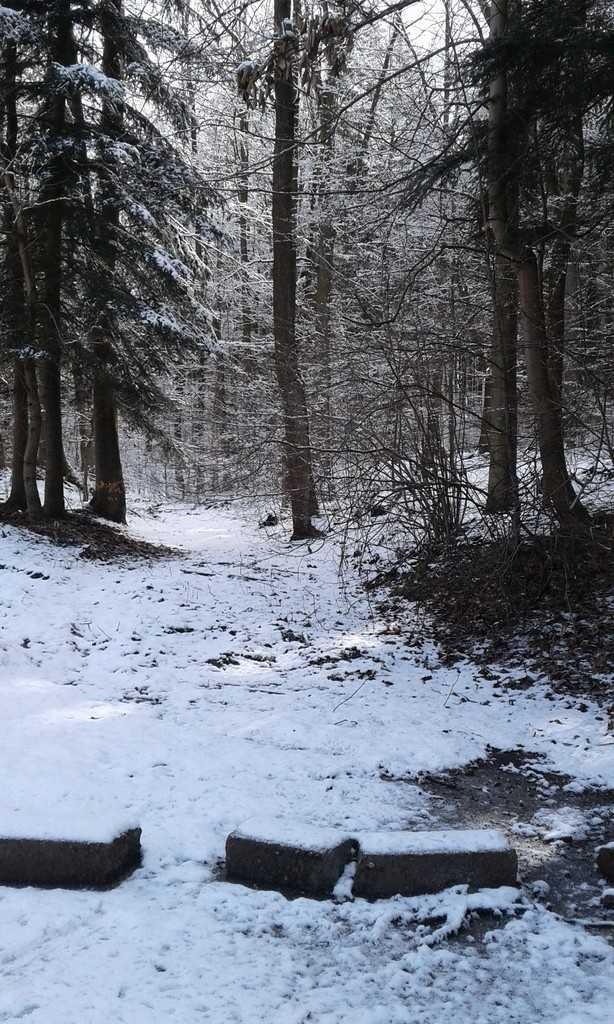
[0, 506, 178, 561]
[412, 747, 614, 932]
[375, 528, 614, 704]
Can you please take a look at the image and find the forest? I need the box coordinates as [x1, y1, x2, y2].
[1, 0, 612, 537]
[0, 2, 613, 1023]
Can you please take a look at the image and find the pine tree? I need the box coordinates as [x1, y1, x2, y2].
[0, 1, 219, 520]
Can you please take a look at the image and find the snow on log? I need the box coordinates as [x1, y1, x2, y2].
[352, 829, 518, 899]
[0, 828, 142, 889]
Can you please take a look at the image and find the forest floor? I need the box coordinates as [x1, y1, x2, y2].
[0, 501, 613, 1023]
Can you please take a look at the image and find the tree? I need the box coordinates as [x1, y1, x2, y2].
[271, 0, 318, 539]
[0, 1, 219, 519]
[39, 0, 76, 518]
[89, 0, 126, 523]
[483, 0, 520, 515]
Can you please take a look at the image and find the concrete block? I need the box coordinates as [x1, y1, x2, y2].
[0, 828, 142, 889]
[597, 843, 614, 883]
[352, 828, 518, 899]
[226, 820, 355, 896]
[600, 888, 614, 909]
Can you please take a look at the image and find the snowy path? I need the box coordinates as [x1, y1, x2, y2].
[0, 504, 613, 1023]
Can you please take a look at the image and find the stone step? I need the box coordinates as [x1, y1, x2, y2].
[597, 843, 614, 884]
[0, 828, 142, 889]
[225, 821, 518, 898]
[225, 820, 356, 896]
[352, 828, 518, 899]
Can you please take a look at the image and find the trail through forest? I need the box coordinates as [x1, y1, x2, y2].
[0, 503, 613, 1023]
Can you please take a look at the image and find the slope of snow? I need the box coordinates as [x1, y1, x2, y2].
[0, 502, 612, 1022]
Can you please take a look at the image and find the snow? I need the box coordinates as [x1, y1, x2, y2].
[0, 502, 613, 1022]
[149, 247, 191, 283]
[230, 823, 511, 855]
[357, 828, 511, 855]
[0, 819, 139, 845]
[531, 807, 591, 843]
[237, 60, 259, 76]
[107, 141, 140, 165]
[232, 818, 353, 851]
[333, 859, 356, 900]
[0, 6, 33, 43]
[52, 63, 124, 101]
[140, 305, 185, 333]
[124, 197, 157, 228]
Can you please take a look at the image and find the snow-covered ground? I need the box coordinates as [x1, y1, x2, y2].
[0, 503, 613, 1023]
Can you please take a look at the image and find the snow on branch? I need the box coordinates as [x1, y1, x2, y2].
[51, 63, 124, 102]
[122, 196, 157, 229]
[139, 303, 218, 352]
[105, 141, 141, 166]
[148, 248, 192, 284]
[0, 6, 35, 43]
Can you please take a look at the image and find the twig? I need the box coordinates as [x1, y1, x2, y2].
[332, 679, 368, 712]
[563, 918, 614, 929]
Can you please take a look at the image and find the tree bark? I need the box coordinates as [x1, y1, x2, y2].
[89, 0, 126, 523]
[7, 361, 28, 510]
[40, 2, 75, 517]
[484, 0, 519, 513]
[238, 112, 253, 354]
[90, 337, 125, 522]
[1, 42, 27, 509]
[544, 113, 584, 406]
[1, 41, 41, 514]
[23, 359, 42, 516]
[518, 250, 588, 526]
[272, 0, 318, 538]
[313, 77, 337, 473]
[73, 362, 93, 497]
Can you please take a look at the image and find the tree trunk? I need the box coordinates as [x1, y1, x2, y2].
[89, 0, 126, 523]
[272, 0, 318, 538]
[40, 2, 75, 517]
[1, 229, 28, 509]
[544, 112, 584, 406]
[477, 368, 492, 453]
[7, 361, 28, 510]
[73, 362, 93, 498]
[1, 41, 39, 513]
[238, 112, 253, 355]
[173, 382, 186, 498]
[1, 43, 27, 509]
[518, 251, 588, 526]
[211, 352, 226, 493]
[91, 336, 126, 522]
[313, 78, 337, 479]
[484, 0, 519, 513]
[23, 359, 42, 516]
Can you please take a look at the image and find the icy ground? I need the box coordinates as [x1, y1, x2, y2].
[0, 502, 613, 1023]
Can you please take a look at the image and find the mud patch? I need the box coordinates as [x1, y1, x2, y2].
[414, 748, 614, 927]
